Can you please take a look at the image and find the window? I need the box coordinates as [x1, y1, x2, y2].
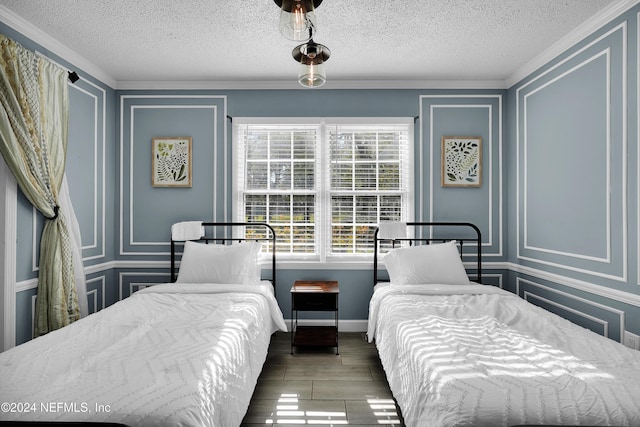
[233, 118, 413, 264]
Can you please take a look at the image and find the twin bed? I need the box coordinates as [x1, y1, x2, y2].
[2, 221, 639, 426]
[0, 222, 286, 426]
[368, 222, 640, 427]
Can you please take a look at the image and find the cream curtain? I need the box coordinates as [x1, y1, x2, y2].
[0, 34, 80, 335]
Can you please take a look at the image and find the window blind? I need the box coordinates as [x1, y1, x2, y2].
[234, 119, 412, 261]
[325, 124, 410, 258]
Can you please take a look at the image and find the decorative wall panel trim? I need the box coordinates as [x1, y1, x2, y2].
[118, 272, 171, 300]
[524, 291, 610, 336]
[87, 289, 97, 313]
[30, 294, 36, 340]
[84, 261, 117, 275]
[483, 273, 504, 288]
[430, 104, 498, 250]
[30, 207, 37, 273]
[1, 162, 17, 351]
[516, 277, 625, 341]
[15, 278, 37, 293]
[522, 49, 614, 263]
[119, 95, 227, 257]
[516, 23, 628, 282]
[69, 80, 107, 262]
[128, 104, 215, 249]
[16, 262, 115, 293]
[637, 11, 640, 286]
[86, 276, 106, 313]
[419, 94, 504, 258]
[511, 263, 640, 308]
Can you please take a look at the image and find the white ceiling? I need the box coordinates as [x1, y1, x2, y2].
[0, 0, 630, 89]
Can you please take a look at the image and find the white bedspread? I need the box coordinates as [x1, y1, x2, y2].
[0, 282, 286, 426]
[368, 283, 640, 427]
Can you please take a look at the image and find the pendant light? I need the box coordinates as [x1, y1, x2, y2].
[274, 0, 322, 42]
[293, 39, 330, 88]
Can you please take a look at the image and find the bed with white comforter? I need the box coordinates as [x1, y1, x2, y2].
[368, 283, 640, 427]
[0, 282, 286, 426]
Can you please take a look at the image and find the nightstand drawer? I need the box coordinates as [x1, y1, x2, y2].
[292, 292, 337, 311]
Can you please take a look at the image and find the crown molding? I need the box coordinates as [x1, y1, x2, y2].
[507, 0, 639, 87]
[1, 1, 637, 91]
[0, 5, 116, 88]
[115, 78, 508, 91]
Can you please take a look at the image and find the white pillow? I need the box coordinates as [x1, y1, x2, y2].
[176, 241, 262, 284]
[383, 240, 469, 285]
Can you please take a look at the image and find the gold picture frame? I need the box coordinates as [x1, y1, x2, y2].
[441, 136, 482, 187]
[152, 137, 192, 187]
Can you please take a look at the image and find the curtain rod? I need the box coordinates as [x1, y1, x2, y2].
[33, 51, 79, 84]
[68, 71, 79, 83]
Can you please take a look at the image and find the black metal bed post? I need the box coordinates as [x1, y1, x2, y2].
[170, 240, 176, 282]
[476, 226, 482, 284]
[265, 223, 277, 298]
[373, 228, 380, 285]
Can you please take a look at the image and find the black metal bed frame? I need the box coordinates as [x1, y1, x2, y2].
[170, 222, 277, 293]
[373, 221, 482, 285]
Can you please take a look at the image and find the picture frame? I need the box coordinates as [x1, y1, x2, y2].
[441, 136, 482, 187]
[152, 137, 192, 187]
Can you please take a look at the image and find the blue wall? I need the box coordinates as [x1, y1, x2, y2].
[115, 89, 506, 326]
[507, 4, 640, 343]
[2, 2, 640, 345]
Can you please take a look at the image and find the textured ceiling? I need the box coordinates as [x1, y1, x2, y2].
[0, 0, 624, 88]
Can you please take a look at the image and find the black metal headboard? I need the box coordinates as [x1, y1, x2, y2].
[170, 222, 277, 293]
[373, 222, 482, 285]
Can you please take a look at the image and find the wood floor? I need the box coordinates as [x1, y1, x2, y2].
[241, 331, 405, 427]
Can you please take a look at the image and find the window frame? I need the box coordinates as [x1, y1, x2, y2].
[232, 117, 414, 268]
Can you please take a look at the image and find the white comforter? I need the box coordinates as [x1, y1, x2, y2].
[368, 283, 640, 427]
[0, 282, 286, 426]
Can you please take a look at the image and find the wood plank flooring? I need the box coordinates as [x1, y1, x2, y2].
[241, 331, 405, 427]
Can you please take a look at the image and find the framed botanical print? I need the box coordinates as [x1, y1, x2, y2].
[152, 137, 192, 187]
[441, 136, 482, 187]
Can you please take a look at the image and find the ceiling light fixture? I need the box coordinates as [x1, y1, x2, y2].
[293, 39, 330, 88]
[274, 0, 322, 42]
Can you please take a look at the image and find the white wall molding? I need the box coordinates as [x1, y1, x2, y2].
[419, 95, 504, 258]
[524, 290, 611, 337]
[118, 95, 227, 257]
[1, 160, 17, 351]
[516, 23, 628, 283]
[16, 261, 117, 292]
[12, 259, 640, 342]
[0, 5, 116, 88]
[517, 277, 626, 341]
[117, 272, 171, 301]
[15, 259, 640, 310]
[68, 79, 107, 261]
[86, 276, 106, 313]
[637, 11, 640, 286]
[507, 0, 639, 87]
[509, 262, 640, 308]
[522, 49, 614, 263]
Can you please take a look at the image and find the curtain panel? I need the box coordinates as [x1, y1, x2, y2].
[0, 34, 80, 335]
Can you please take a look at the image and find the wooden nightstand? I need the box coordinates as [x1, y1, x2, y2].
[290, 280, 339, 355]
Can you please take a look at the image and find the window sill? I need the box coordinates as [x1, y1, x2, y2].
[260, 260, 376, 270]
